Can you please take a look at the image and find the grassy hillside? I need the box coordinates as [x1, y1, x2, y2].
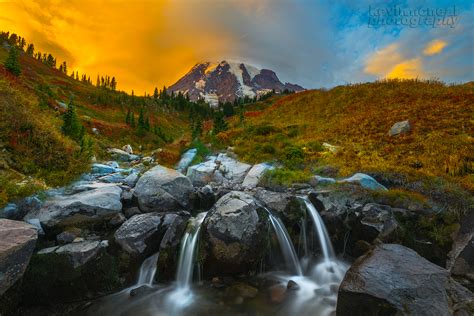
[0, 42, 192, 206]
[211, 79, 473, 211]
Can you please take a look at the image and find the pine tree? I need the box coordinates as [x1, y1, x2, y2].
[144, 115, 150, 131]
[153, 87, 159, 100]
[4, 47, 20, 76]
[130, 112, 135, 128]
[192, 118, 203, 139]
[26, 43, 34, 56]
[62, 100, 82, 141]
[213, 111, 228, 134]
[137, 108, 145, 129]
[125, 108, 131, 125]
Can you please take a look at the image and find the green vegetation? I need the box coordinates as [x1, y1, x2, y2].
[4, 46, 20, 76]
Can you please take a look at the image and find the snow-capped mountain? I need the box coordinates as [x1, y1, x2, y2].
[168, 61, 304, 107]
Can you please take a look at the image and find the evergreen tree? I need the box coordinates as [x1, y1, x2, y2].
[62, 100, 82, 141]
[4, 47, 20, 76]
[137, 108, 146, 130]
[192, 118, 203, 139]
[213, 111, 228, 134]
[130, 111, 136, 128]
[125, 108, 131, 125]
[26, 43, 34, 56]
[153, 87, 159, 100]
[144, 115, 150, 131]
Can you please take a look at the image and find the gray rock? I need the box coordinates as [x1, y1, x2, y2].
[114, 212, 188, 257]
[357, 203, 398, 242]
[1, 196, 44, 220]
[109, 213, 126, 227]
[309, 175, 336, 186]
[134, 165, 193, 213]
[25, 218, 45, 235]
[69, 181, 118, 194]
[254, 189, 305, 223]
[339, 173, 387, 191]
[176, 148, 197, 173]
[242, 163, 273, 188]
[202, 191, 268, 276]
[123, 207, 141, 219]
[123, 172, 139, 187]
[91, 163, 118, 175]
[0, 219, 38, 295]
[37, 240, 108, 269]
[24, 185, 122, 231]
[0, 203, 18, 220]
[56, 230, 80, 245]
[337, 244, 452, 316]
[107, 148, 139, 162]
[389, 120, 411, 136]
[448, 221, 474, 284]
[122, 144, 133, 154]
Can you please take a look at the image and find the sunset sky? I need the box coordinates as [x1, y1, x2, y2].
[0, 0, 472, 93]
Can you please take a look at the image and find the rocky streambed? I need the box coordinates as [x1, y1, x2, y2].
[0, 147, 472, 315]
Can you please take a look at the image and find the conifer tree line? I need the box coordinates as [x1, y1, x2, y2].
[1, 31, 117, 90]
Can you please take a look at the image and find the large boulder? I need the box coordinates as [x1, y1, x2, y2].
[115, 212, 190, 257]
[0, 219, 38, 295]
[202, 191, 268, 276]
[337, 244, 468, 316]
[242, 163, 273, 189]
[254, 189, 306, 224]
[187, 154, 251, 187]
[134, 165, 193, 213]
[24, 185, 122, 233]
[21, 240, 120, 305]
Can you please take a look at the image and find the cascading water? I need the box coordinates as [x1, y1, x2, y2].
[135, 252, 159, 287]
[166, 212, 208, 312]
[267, 211, 303, 275]
[175, 211, 207, 288]
[300, 197, 335, 262]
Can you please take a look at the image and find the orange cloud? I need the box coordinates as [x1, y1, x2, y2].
[364, 43, 425, 79]
[423, 39, 448, 56]
[0, 0, 247, 93]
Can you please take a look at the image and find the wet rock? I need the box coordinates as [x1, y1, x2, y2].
[202, 191, 268, 276]
[121, 190, 135, 208]
[389, 120, 411, 137]
[287, 280, 300, 290]
[337, 244, 454, 315]
[269, 284, 287, 304]
[1, 196, 43, 220]
[339, 173, 387, 191]
[69, 181, 118, 194]
[254, 189, 306, 224]
[355, 203, 399, 242]
[197, 185, 215, 210]
[0, 219, 38, 295]
[24, 186, 122, 233]
[226, 283, 259, 299]
[98, 172, 126, 183]
[134, 165, 193, 213]
[123, 172, 139, 187]
[242, 163, 273, 189]
[129, 285, 154, 297]
[91, 163, 118, 175]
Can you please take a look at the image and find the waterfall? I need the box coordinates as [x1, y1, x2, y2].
[136, 252, 159, 287]
[266, 209, 303, 275]
[175, 211, 207, 289]
[300, 197, 335, 262]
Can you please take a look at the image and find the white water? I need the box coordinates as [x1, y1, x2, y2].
[136, 252, 159, 287]
[268, 213, 303, 275]
[176, 148, 197, 173]
[301, 197, 335, 262]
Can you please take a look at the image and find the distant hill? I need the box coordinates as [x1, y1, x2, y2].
[169, 60, 304, 107]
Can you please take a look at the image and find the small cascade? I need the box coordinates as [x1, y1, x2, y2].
[300, 197, 335, 262]
[135, 252, 159, 287]
[175, 211, 208, 289]
[267, 212, 303, 275]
